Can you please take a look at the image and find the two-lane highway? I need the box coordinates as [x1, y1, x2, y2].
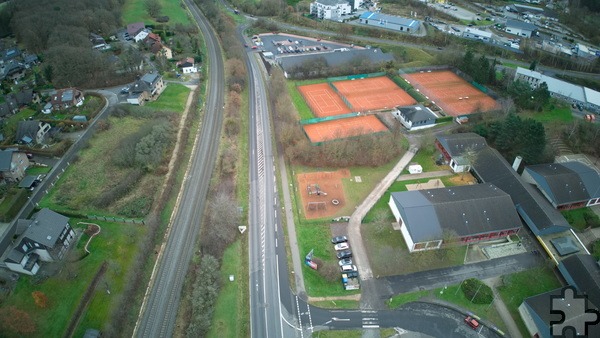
[134, 0, 225, 336]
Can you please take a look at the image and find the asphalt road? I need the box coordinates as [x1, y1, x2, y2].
[133, 0, 225, 336]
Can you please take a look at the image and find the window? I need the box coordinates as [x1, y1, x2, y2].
[22, 244, 28, 251]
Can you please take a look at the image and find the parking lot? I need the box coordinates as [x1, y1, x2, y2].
[252, 33, 359, 57]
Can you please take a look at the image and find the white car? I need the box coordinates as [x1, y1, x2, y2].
[334, 242, 350, 251]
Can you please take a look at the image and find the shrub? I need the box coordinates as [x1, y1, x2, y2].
[461, 278, 493, 304]
[318, 261, 340, 282]
[592, 240, 600, 260]
[31, 291, 49, 308]
[156, 16, 169, 23]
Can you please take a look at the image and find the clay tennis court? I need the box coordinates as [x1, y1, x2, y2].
[303, 115, 388, 143]
[402, 70, 497, 116]
[298, 83, 352, 117]
[297, 169, 350, 219]
[332, 77, 416, 112]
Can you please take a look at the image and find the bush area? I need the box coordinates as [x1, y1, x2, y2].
[562, 207, 600, 231]
[461, 278, 493, 304]
[562, 121, 600, 160]
[0, 219, 144, 338]
[40, 106, 178, 217]
[592, 239, 600, 260]
[0, 187, 29, 222]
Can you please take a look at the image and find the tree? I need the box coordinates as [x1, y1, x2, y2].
[43, 65, 54, 83]
[529, 60, 538, 71]
[145, 0, 162, 18]
[337, 24, 353, 41]
[187, 254, 220, 337]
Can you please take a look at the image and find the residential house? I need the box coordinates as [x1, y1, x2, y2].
[151, 42, 173, 60]
[90, 33, 109, 50]
[391, 104, 437, 131]
[1, 47, 21, 63]
[126, 22, 145, 37]
[505, 19, 537, 38]
[0, 149, 29, 183]
[144, 32, 162, 46]
[522, 161, 600, 210]
[176, 57, 198, 74]
[134, 29, 150, 43]
[519, 254, 600, 338]
[4, 209, 76, 276]
[22, 53, 39, 68]
[388, 184, 522, 252]
[435, 132, 488, 173]
[7, 89, 37, 108]
[0, 95, 18, 117]
[359, 12, 421, 33]
[50, 88, 85, 110]
[1, 60, 26, 82]
[16, 120, 52, 145]
[127, 73, 165, 105]
[310, 0, 353, 21]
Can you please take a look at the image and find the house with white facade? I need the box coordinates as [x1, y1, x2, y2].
[462, 27, 492, 42]
[505, 19, 537, 38]
[359, 11, 421, 33]
[310, 0, 353, 21]
[4, 209, 75, 275]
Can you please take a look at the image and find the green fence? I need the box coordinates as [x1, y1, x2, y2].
[471, 81, 488, 93]
[300, 112, 360, 125]
[327, 82, 354, 111]
[326, 72, 386, 82]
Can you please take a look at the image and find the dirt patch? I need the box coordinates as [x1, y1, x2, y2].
[330, 222, 349, 237]
[297, 169, 351, 219]
[406, 178, 445, 191]
[447, 172, 477, 185]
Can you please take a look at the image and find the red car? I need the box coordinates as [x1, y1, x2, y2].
[464, 316, 480, 330]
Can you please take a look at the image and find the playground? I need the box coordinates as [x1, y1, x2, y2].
[298, 83, 352, 117]
[296, 169, 351, 219]
[401, 70, 497, 116]
[302, 115, 388, 143]
[331, 77, 416, 112]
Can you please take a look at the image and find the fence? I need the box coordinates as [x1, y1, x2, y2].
[87, 214, 145, 225]
[326, 72, 386, 82]
[327, 82, 355, 111]
[300, 112, 359, 125]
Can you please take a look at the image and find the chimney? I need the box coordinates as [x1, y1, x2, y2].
[512, 156, 523, 171]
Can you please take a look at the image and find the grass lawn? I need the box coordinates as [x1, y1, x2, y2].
[562, 207, 600, 231]
[207, 239, 249, 338]
[403, 146, 443, 173]
[287, 81, 317, 120]
[297, 221, 359, 297]
[388, 284, 506, 332]
[0, 219, 145, 337]
[521, 104, 574, 124]
[362, 220, 467, 276]
[312, 300, 359, 309]
[2, 108, 38, 140]
[122, 0, 192, 26]
[0, 187, 29, 222]
[497, 267, 562, 337]
[312, 328, 398, 338]
[25, 166, 52, 175]
[501, 62, 521, 69]
[146, 84, 191, 112]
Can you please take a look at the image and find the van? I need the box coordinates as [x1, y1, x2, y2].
[340, 264, 357, 272]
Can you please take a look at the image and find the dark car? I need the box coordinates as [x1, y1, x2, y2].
[331, 236, 348, 244]
[336, 250, 352, 259]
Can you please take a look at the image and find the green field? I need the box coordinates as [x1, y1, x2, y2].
[312, 300, 359, 309]
[25, 166, 52, 176]
[497, 267, 562, 337]
[562, 207, 600, 231]
[0, 219, 145, 337]
[122, 0, 192, 26]
[521, 104, 574, 124]
[146, 83, 191, 112]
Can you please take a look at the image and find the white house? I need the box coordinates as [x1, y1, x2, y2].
[310, 0, 352, 21]
[359, 11, 421, 33]
[4, 209, 75, 275]
[176, 57, 198, 74]
[134, 29, 150, 43]
[505, 19, 537, 38]
[462, 27, 492, 42]
[391, 105, 437, 131]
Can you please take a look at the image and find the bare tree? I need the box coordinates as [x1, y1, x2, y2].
[145, 0, 162, 18]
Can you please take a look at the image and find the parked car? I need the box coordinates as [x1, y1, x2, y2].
[331, 236, 347, 244]
[334, 242, 350, 251]
[338, 258, 353, 266]
[336, 250, 352, 259]
[340, 264, 358, 272]
[345, 271, 359, 278]
[464, 316, 480, 330]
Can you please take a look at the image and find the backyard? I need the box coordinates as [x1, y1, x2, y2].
[0, 219, 145, 337]
[146, 84, 191, 112]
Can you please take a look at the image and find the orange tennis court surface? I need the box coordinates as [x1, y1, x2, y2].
[332, 77, 416, 112]
[402, 71, 497, 116]
[303, 116, 388, 143]
[298, 83, 352, 117]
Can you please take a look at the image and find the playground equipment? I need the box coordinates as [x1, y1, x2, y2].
[307, 201, 326, 211]
[307, 183, 327, 196]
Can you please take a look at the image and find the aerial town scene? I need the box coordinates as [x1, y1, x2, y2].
[0, 0, 599, 337]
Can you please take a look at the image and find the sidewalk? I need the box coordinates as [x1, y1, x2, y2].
[484, 277, 522, 338]
[348, 146, 419, 283]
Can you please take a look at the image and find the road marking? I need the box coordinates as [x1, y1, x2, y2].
[362, 325, 380, 329]
[295, 295, 304, 338]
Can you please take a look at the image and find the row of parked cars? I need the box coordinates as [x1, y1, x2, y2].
[331, 235, 358, 278]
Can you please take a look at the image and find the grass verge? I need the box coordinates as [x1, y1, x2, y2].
[311, 300, 359, 309]
[287, 81, 317, 120]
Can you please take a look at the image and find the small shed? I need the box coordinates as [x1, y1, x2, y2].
[72, 115, 87, 122]
[408, 164, 423, 174]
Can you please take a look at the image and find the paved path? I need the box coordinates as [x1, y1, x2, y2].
[278, 152, 307, 297]
[485, 277, 522, 338]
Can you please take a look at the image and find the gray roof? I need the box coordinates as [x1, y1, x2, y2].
[436, 132, 487, 157]
[0, 149, 14, 171]
[5, 248, 25, 264]
[525, 161, 600, 205]
[505, 19, 537, 32]
[550, 236, 580, 256]
[397, 105, 437, 123]
[560, 254, 600, 307]
[62, 89, 74, 102]
[8, 89, 34, 106]
[130, 79, 152, 94]
[315, 0, 349, 5]
[21, 208, 70, 247]
[471, 146, 571, 235]
[390, 183, 522, 242]
[141, 73, 160, 86]
[279, 48, 394, 74]
[16, 120, 39, 142]
[18, 175, 37, 188]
